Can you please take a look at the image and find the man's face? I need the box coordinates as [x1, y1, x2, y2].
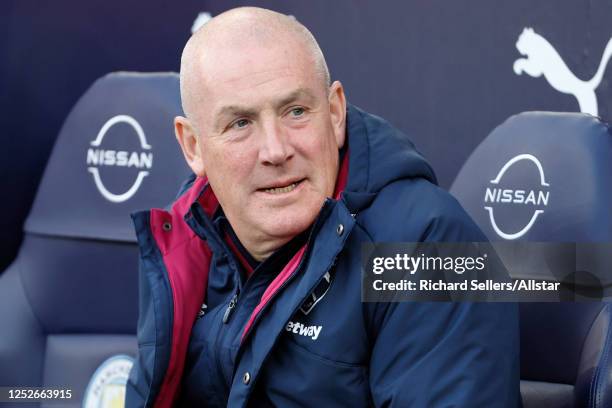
[181, 40, 346, 257]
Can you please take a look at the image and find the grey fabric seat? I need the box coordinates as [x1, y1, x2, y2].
[0, 72, 188, 407]
[451, 112, 612, 408]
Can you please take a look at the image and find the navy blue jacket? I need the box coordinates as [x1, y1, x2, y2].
[126, 105, 519, 407]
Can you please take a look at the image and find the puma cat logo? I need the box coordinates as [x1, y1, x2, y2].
[513, 27, 612, 116]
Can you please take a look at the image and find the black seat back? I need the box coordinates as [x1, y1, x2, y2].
[451, 112, 612, 407]
[0, 72, 189, 406]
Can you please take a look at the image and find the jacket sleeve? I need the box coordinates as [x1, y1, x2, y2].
[125, 211, 175, 408]
[125, 255, 157, 408]
[367, 198, 520, 407]
[368, 301, 519, 407]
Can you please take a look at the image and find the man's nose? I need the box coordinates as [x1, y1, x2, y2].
[258, 119, 294, 166]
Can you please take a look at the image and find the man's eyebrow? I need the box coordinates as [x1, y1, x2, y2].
[274, 88, 317, 109]
[212, 106, 257, 130]
[216, 106, 257, 120]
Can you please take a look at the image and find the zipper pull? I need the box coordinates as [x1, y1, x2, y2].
[223, 293, 239, 324]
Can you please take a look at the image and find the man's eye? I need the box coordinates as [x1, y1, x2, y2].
[290, 107, 305, 117]
[231, 119, 250, 129]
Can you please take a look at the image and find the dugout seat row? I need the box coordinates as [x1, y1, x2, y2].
[0, 72, 189, 406]
[451, 112, 612, 407]
[1, 71, 612, 407]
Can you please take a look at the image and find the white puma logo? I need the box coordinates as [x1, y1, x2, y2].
[513, 27, 612, 116]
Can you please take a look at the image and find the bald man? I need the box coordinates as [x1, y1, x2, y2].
[126, 7, 519, 408]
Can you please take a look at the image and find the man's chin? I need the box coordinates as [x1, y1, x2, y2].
[258, 213, 317, 242]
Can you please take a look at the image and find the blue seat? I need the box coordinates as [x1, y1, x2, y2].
[0, 72, 189, 406]
[451, 112, 612, 407]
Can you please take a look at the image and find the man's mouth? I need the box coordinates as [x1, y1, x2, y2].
[259, 179, 304, 194]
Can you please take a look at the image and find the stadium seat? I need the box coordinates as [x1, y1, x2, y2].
[0, 72, 189, 406]
[450, 112, 612, 407]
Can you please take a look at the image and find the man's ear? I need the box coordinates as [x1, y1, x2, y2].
[174, 116, 206, 177]
[328, 80, 347, 148]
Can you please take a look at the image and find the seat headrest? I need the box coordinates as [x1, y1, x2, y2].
[25, 72, 190, 242]
[450, 112, 612, 242]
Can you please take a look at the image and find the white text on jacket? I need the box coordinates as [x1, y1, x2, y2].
[285, 321, 322, 340]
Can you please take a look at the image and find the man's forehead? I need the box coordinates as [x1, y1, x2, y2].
[199, 34, 310, 78]
[194, 44, 322, 112]
[205, 60, 304, 88]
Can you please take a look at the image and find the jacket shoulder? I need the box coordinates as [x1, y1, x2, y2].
[356, 178, 486, 242]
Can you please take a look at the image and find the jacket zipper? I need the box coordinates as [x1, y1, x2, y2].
[239, 244, 314, 345]
[223, 291, 239, 324]
[237, 199, 338, 344]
